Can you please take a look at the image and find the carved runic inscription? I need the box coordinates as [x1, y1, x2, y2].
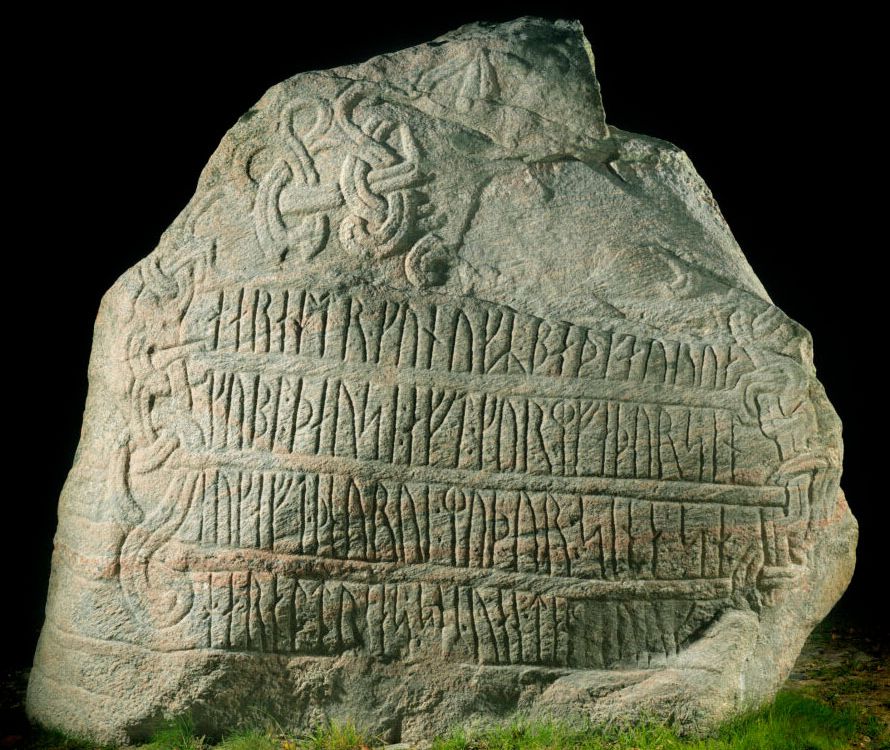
[116, 265, 834, 670]
[111, 77, 836, 669]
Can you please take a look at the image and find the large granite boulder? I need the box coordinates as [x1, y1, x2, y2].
[27, 17, 857, 744]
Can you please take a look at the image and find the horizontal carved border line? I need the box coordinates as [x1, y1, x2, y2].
[171, 451, 786, 507]
[165, 542, 735, 601]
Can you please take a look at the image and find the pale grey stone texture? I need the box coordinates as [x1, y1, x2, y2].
[27, 17, 856, 743]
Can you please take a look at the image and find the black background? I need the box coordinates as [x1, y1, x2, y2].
[7, 6, 883, 671]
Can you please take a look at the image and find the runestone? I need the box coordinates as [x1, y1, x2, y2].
[27, 17, 857, 744]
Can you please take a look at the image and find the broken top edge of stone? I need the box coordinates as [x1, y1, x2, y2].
[432, 16, 587, 44]
[435, 17, 600, 86]
[316, 15, 609, 140]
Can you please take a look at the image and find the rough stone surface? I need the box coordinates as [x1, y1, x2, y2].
[27, 17, 857, 744]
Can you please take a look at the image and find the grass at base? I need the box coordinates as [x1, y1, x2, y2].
[433, 691, 885, 750]
[27, 688, 884, 750]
